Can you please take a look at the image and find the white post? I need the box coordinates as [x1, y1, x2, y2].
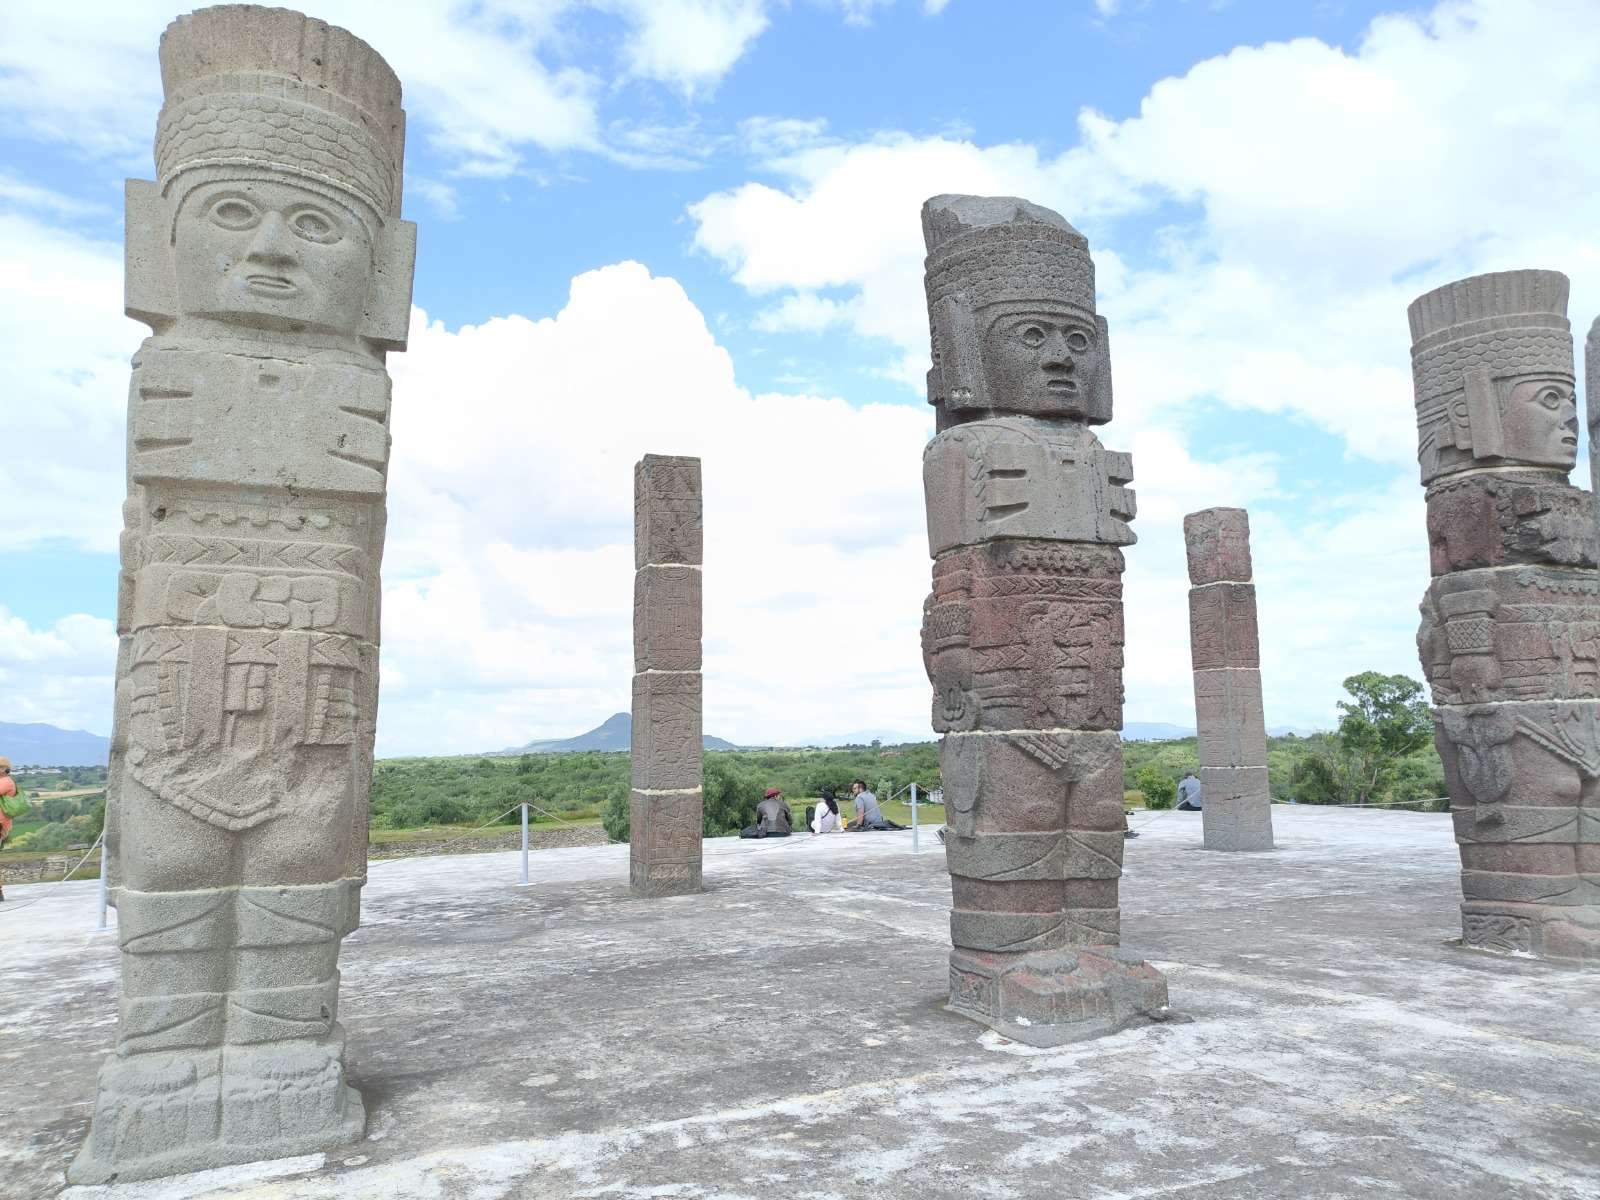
[97, 839, 109, 930]
[519, 803, 530, 886]
[911, 782, 919, 854]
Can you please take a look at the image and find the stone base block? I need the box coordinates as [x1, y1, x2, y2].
[629, 789, 703, 898]
[69, 1035, 363, 1185]
[1460, 901, 1600, 967]
[629, 858, 704, 898]
[1200, 766, 1274, 852]
[946, 946, 1168, 1046]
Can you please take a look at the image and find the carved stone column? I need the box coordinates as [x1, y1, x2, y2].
[72, 7, 416, 1183]
[1409, 269, 1599, 966]
[920, 195, 1168, 1045]
[630, 454, 704, 896]
[1184, 507, 1274, 851]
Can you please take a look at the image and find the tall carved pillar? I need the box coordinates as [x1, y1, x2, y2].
[73, 7, 416, 1183]
[1184, 507, 1274, 851]
[630, 454, 704, 897]
[1409, 270, 1599, 967]
[919, 195, 1168, 1045]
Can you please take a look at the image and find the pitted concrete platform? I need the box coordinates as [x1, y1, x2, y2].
[3, 807, 1596, 1198]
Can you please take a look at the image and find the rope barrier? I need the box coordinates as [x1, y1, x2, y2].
[367, 806, 524, 868]
[0, 829, 106, 915]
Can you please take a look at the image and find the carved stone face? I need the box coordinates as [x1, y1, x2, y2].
[980, 306, 1102, 418]
[173, 178, 374, 335]
[1501, 376, 1578, 468]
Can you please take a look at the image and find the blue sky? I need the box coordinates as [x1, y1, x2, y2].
[2, 0, 1597, 754]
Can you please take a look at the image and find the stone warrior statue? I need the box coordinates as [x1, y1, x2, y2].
[919, 195, 1167, 1044]
[1409, 270, 1598, 967]
[72, 7, 416, 1182]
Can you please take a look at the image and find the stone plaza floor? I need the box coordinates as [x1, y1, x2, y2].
[3, 805, 1597, 1199]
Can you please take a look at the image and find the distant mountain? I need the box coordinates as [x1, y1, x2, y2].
[781, 729, 935, 749]
[1123, 722, 1195, 742]
[0, 722, 111, 767]
[501, 712, 739, 755]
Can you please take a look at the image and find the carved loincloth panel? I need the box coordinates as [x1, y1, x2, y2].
[922, 417, 1136, 557]
[130, 346, 392, 497]
[1419, 567, 1600, 704]
[928, 541, 1125, 732]
[630, 671, 703, 791]
[634, 455, 702, 569]
[1198, 766, 1274, 851]
[1188, 583, 1260, 671]
[1425, 471, 1596, 576]
[633, 564, 702, 673]
[120, 627, 370, 831]
[939, 730, 1125, 842]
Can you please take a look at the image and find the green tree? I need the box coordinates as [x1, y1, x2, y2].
[1134, 765, 1176, 810]
[1335, 672, 1433, 804]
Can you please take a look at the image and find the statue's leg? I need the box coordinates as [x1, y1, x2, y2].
[944, 731, 1166, 1045]
[74, 785, 235, 1183]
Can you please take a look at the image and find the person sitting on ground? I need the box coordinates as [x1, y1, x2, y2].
[1176, 771, 1203, 812]
[848, 779, 907, 831]
[811, 789, 841, 834]
[740, 787, 793, 838]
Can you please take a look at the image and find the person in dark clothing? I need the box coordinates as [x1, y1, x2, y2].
[740, 788, 793, 838]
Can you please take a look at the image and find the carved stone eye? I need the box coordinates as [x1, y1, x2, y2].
[1537, 386, 1566, 411]
[1019, 325, 1045, 348]
[289, 207, 341, 244]
[1067, 329, 1091, 353]
[210, 198, 260, 231]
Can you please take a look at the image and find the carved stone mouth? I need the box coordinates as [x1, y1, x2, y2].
[245, 274, 297, 295]
[1045, 379, 1078, 393]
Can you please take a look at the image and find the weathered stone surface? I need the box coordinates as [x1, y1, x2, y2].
[73, 6, 416, 1184]
[1416, 565, 1600, 706]
[1425, 471, 1596, 575]
[1184, 507, 1253, 585]
[628, 789, 704, 897]
[1408, 270, 1577, 486]
[1409, 269, 1597, 967]
[634, 455, 702, 569]
[1184, 506, 1273, 851]
[633, 565, 701, 672]
[922, 540, 1125, 734]
[921, 195, 1165, 1044]
[923, 419, 1135, 555]
[1188, 582, 1260, 670]
[631, 671, 702, 793]
[1198, 767, 1275, 852]
[1193, 669, 1268, 770]
[631, 454, 703, 896]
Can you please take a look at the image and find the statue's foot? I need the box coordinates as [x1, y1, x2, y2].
[1462, 902, 1600, 967]
[67, 1040, 363, 1185]
[69, 1050, 222, 1185]
[947, 945, 1169, 1046]
[221, 1037, 365, 1148]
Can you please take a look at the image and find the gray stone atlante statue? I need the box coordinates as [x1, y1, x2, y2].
[1409, 269, 1598, 967]
[919, 195, 1168, 1044]
[72, 5, 416, 1182]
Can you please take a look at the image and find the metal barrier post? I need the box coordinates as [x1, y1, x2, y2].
[519, 803, 530, 886]
[97, 840, 109, 930]
[911, 783, 919, 854]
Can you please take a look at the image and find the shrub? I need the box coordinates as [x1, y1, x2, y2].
[12, 822, 72, 852]
[1135, 765, 1176, 810]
